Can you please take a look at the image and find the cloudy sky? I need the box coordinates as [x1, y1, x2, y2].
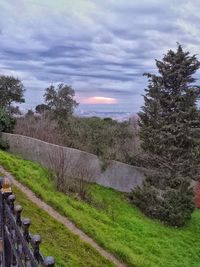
[0, 0, 199, 113]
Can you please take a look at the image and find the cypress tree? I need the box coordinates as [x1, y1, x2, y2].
[133, 45, 200, 226]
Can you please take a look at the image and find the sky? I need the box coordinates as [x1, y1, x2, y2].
[0, 0, 199, 113]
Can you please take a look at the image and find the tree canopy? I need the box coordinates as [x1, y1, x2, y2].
[35, 104, 50, 114]
[0, 109, 16, 133]
[0, 75, 25, 112]
[44, 83, 78, 121]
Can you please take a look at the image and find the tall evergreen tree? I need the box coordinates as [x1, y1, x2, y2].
[133, 45, 200, 226]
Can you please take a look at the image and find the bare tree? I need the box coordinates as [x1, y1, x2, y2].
[47, 147, 97, 199]
[14, 115, 64, 145]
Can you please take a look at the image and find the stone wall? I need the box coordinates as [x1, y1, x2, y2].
[2, 133, 145, 192]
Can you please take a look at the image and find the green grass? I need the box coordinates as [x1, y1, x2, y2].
[12, 186, 115, 267]
[1, 150, 200, 267]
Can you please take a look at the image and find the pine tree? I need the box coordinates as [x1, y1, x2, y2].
[133, 45, 200, 226]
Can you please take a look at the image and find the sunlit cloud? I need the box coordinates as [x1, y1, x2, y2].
[81, 96, 118, 104]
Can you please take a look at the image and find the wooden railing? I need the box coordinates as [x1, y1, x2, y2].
[0, 177, 55, 267]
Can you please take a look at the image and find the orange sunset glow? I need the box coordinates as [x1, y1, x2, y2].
[81, 96, 118, 104]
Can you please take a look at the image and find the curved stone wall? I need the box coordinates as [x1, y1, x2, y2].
[2, 133, 145, 192]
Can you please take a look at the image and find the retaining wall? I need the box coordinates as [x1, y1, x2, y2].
[2, 133, 145, 192]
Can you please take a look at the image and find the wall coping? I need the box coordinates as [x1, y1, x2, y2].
[2, 132, 146, 172]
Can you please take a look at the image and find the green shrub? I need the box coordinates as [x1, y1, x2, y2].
[61, 116, 134, 160]
[15, 114, 138, 163]
[0, 138, 9, 150]
[131, 179, 195, 227]
[0, 109, 16, 133]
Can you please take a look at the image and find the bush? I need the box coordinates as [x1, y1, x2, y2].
[131, 179, 195, 227]
[47, 147, 96, 200]
[14, 115, 140, 163]
[0, 109, 16, 133]
[0, 138, 9, 150]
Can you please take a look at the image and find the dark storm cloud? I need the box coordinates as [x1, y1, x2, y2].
[0, 0, 199, 112]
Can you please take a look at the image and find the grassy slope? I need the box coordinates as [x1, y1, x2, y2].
[12, 186, 115, 267]
[0, 150, 200, 267]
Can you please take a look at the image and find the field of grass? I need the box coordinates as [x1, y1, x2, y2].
[0, 150, 200, 267]
[12, 186, 114, 267]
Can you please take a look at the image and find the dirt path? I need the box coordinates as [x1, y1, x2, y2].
[0, 166, 126, 267]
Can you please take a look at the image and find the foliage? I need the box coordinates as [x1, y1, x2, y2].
[132, 180, 194, 227]
[60, 116, 135, 160]
[10, 106, 22, 115]
[0, 109, 16, 133]
[14, 115, 139, 163]
[0, 138, 9, 150]
[25, 109, 34, 117]
[133, 45, 200, 226]
[35, 104, 50, 114]
[139, 45, 200, 168]
[0, 75, 25, 112]
[13, 186, 114, 267]
[44, 83, 78, 121]
[1, 151, 200, 267]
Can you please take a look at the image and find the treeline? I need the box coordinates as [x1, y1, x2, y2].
[15, 114, 140, 162]
[0, 78, 140, 163]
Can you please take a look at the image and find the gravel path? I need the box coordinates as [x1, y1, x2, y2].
[0, 166, 126, 267]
